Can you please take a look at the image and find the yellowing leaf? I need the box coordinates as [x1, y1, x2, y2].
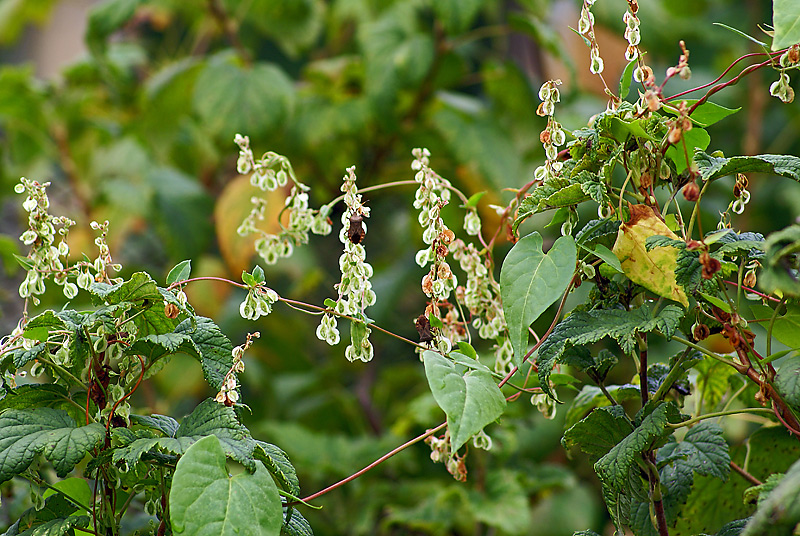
[612, 205, 688, 307]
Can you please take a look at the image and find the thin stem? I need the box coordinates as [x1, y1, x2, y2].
[295, 422, 447, 505]
[670, 335, 741, 370]
[639, 333, 649, 407]
[686, 179, 712, 239]
[664, 50, 783, 103]
[730, 461, 762, 486]
[278, 297, 429, 351]
[766, 298, 787, 358]
[724, 279, 781, 302]
[37, 355, 89, 390]
[667, 407, 773, 428]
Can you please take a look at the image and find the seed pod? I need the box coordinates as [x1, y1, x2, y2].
[683, 181, 700, 202]
[346, 211, 366, 244]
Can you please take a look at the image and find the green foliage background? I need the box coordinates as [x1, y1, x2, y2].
[0, 1, 798, 534]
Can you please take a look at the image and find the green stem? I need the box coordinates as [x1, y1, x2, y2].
[766, 298, 787, 358]
[20, 473, 93, 513]
[37, 355, 89, 391]
[667, 407, 773, 428]
[653, 348, 691, 402]
[670, 335, 740, 369]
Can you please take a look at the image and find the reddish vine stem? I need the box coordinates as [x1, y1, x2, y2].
[291, 422, 447, 506]
[687, 57, 777, 116]
[664, 50, 783, 104]
[730, 461, 762, 486]
[723, 280, 781, 302]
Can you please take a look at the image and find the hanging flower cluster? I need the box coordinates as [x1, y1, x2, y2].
[623, 2, 641, 62]
[239, 266, 280, 321]
[15, 178, 120, 306]
[317, 166, 376, 362]
[578, 0, 604, 74]
[234, 134, 332, 265]
[771, 45, 799, 103]
[412, 149, 458, 302]
[534, 80, 565, 183]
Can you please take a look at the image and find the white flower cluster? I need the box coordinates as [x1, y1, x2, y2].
[534, 80, 565, 183]
[317, 166, 376, 362]
[234, 134, 332, 265]
[215, 332, 258, 406]
[15, 178, 117, 305]
[578, 0, 604, 74]
[240, 286, 279, 321]
[15, 178, 75, 302]
[412, 149, 457, 306]
[425, 430, 467, 481]
[622, 5, 640, 62]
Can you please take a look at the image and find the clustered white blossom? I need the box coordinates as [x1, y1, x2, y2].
[534, 80, 566, 184]
[623, 5, 641, 62]
[234, 134, 332, 265]
[215, 332, 258, 406]
[14, 178, 119, 306]
[317, 166, 376, 363]
[412, 149, 458, 305]
[239, 285, 279, 321]
[426, 430, 467, 482]
[578, 0, 604, 74]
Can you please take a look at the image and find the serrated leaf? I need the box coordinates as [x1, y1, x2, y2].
[9, 342, 47, 369]
[423, 351, 506, 452]
[537, 305, 683, 398]
[500, 232, 576, 365]
[0, 384, 84, 425]
[562, 405, 633, 461]
[564, 384, 640, 428]
[772, 0, 800, 50]
[126, 333, 201, 375]
[166, 260, 192, 286]
[742, 457, 800, 535]
[91, 271, 161, 304]
[775, 355, 800, 412]
[130, 414, 180, 437]
[0, 409, 105, 483]
[576, 219, 621, 251]
[113, 399, 256, 471]
[514, 182, 589, 231]
[594, 402, 682, 527]
[170, 435, 282, 536]
[23, 311, 66, 341]
[695, 150, 800, 182]
[659, 422, 731, 481]
[175, 317, 234, 391]
[612, 204, 688, 307]
[281, 508, 314, 536]
[254, 440, 300, 496]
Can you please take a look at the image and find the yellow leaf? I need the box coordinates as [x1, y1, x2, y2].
[612, 204, 688, 307]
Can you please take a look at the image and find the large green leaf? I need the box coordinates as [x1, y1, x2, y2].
[666, 127, 710, 174]
[423, 351, 506, 452]
[742, 458, 800, 535]
[3, 493, 87, 536]
[0, 409, 105, 483]
[772, 0, 800, 50]
[500, 232, 576, 366]
[562, 405, 633, 461]
[658, 422, 731, 481]
[595, 403, 682, 529]
[775, 355, 800, 413]
[537, 305, 683, 398]
[176, 316, 234, 391]
[193, 56, 294, 141]
[0, 384, 84, 425]
[170, 435, 282, 536]
[695, 151, 800, 182]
